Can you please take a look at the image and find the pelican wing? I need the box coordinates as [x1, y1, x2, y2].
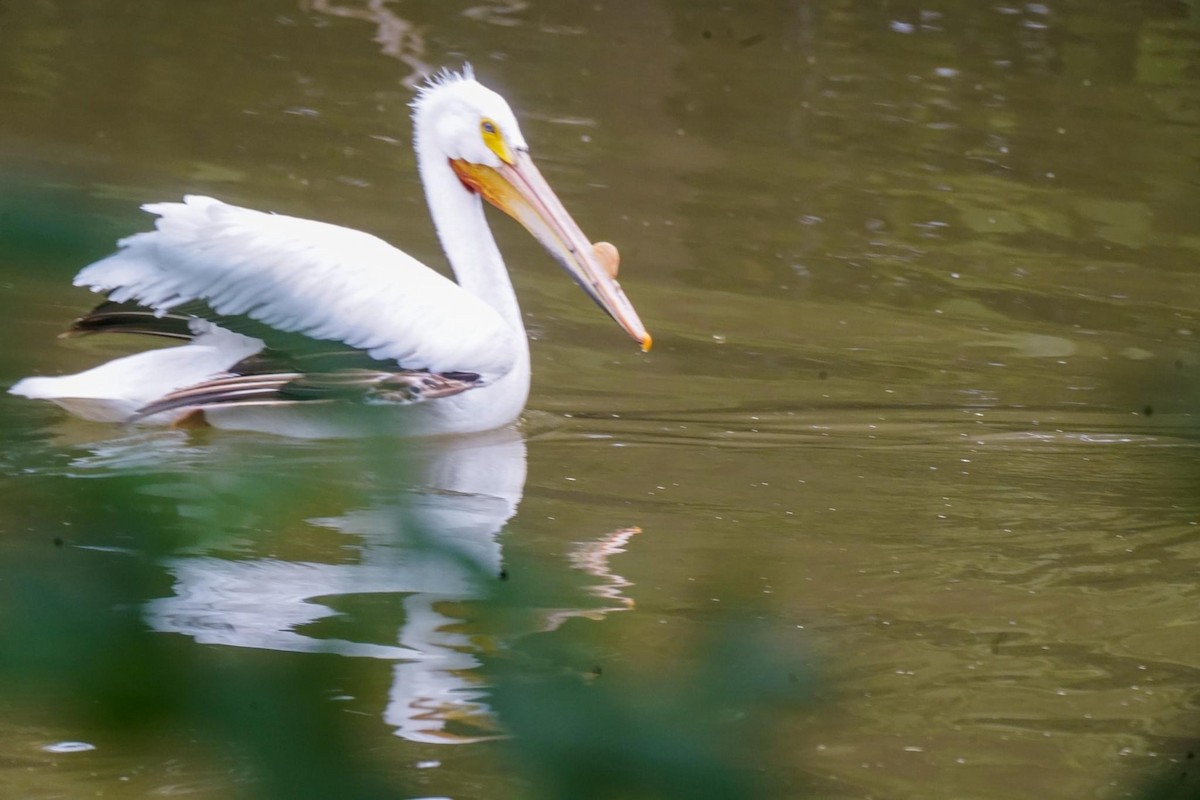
[134, 368, 482, 419]
[63, 299, 196, 340]
[73, 195, 519, 382]
[68, 298, 420, 372]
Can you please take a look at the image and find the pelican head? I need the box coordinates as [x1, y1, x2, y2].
[412, 67, 651, 351]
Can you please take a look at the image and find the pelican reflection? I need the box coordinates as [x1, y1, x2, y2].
[134, 428, 639, 743]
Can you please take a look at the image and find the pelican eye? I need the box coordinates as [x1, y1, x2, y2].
[479, 117, 514, 165]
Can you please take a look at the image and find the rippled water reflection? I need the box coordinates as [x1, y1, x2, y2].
[3, 1, 1200, 798]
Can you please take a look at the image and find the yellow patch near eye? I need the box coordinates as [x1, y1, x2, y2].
[480, 117, 514, 165]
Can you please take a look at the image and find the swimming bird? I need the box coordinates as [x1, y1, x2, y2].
[10, 67, 650, 437]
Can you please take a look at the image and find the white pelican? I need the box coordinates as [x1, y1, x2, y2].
[10, 67, 650, 437]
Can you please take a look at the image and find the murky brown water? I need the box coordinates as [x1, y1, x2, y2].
[2, 2, 1200, 798]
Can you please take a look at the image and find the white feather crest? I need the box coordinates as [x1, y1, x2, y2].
[411, 63, 476, 112]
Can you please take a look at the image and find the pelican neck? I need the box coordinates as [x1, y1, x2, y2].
[415, 150, 524, 340]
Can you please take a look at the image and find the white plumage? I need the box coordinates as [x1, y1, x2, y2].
[76, 197, 518, 380]
[13, 323, 261, 423]
[10, 68, 650, 437]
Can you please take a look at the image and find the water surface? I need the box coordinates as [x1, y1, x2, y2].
[2, 2, 1199, 798]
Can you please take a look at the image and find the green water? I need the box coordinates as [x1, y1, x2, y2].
[2, 2, 1199, 798]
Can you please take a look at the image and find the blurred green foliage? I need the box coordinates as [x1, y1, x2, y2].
[0, 469, 400, 799]
[1135, 752, 1200, 800]
[486, 621, 814, 800]
[0, 387, 815, 799]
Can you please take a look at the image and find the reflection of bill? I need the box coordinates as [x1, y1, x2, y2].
[141, 429, 641, 744]
[542, 526, 640, 631]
